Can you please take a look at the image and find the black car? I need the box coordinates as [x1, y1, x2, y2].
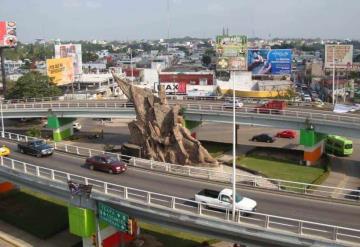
[18, 140, 54, 157]
[346, 187, 360, 200]
[251, 134, 275, 143]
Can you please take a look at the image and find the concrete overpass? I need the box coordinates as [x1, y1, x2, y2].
[1, 101, 360, 138]
[0, 154, 359, 247]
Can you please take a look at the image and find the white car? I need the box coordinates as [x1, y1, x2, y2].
[195, 188, 257, 213]
[73, 122, 82, 131]
[222, 100, 244, 109]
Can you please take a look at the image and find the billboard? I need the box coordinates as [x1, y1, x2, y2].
[155, 82, 187, 95]
[247, 49, 292, 75]
[216, 35, 247, 71]
[0, 21, 17, 47]
[46, 57, 74, 85]
[55, 44, 82, 75]
[325, 45, 353, 69]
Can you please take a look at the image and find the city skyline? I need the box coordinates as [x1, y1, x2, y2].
[0, 0, 359, 42]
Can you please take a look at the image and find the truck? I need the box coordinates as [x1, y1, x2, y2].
[18, 140, 54, 157]
[195, 188, 257, 213]
[254, 100, 287, 114]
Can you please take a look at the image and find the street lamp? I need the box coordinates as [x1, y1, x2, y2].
[332, 45, 335, 105]
[0, 102, 4, 138]
[232, 72, 236, 220]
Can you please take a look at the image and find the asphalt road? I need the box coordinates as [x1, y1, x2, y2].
[1, 140, 360, 230]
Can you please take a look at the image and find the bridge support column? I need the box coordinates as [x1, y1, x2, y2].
[47, 115, 76, 141]
[300, 129, 326, 166]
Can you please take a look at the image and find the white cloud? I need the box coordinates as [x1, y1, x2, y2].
[85, 1, 102, 9]
[63, 0, 82, 8]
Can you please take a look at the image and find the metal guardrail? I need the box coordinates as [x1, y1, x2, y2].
[0, 155, 359, 245]
[2, 131, 360, 202]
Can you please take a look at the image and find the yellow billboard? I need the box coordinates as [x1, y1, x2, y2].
[46, 57, 74, 85]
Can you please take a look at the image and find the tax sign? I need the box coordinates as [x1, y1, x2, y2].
[98, 202, 128, 232]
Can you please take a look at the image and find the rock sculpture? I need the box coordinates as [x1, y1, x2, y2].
[113, 74, 218, 167]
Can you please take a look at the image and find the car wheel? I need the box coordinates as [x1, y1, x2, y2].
[266, 140, 270, 143]
[19, 148, 24, 154]
[89, 165, 94, 170]
[108, 169, 113, 174]
[36, 153, 42, 158]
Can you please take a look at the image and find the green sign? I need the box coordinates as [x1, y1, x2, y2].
[98, 202, 128, 232]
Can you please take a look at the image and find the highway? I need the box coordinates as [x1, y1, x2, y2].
[2, 140, 360, 230]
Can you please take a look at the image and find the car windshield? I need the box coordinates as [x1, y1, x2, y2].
[33, 140, 45, 146]
[345, 144, 353, 149]
[235, 193, 243, 203]
[106, 156, 118, 164]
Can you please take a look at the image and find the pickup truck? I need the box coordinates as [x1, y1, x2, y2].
[18, 140, 54, 157]
[195, 188, 257, 213]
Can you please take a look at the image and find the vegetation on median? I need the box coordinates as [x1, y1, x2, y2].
[202, 141, 232, 158]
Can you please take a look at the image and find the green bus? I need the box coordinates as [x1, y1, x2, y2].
[325, 135, 353, 156]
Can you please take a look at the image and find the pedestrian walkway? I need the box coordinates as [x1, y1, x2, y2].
[0, 219, 80, 247]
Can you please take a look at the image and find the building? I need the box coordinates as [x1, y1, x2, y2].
[159, 71, 215, 85]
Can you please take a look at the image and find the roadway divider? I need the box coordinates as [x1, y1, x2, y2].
[0, 155, 359, 246]
[2, 131, 360, 203]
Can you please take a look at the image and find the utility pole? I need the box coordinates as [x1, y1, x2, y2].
[332, 45, 335, 105]
[0, 48, 6, 97]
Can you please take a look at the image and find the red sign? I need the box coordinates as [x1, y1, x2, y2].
[0, 21, 17, 47]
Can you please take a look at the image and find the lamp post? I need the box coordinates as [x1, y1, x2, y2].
[0, 103, 4, 138]
[332, 45, 335, 105]
[232, 72, 236, 220]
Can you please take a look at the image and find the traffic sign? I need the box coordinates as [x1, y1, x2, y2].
[98, 202, 128, 232]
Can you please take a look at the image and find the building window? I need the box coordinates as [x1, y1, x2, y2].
[190, 81, 196, 85]
[199, 79, 207, 85]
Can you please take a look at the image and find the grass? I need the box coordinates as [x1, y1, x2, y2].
[0, 190, 69, 239]
[202, 141, 232, 158]
[237, 156, 326, 191]
[0, 188, 218, 245]
[139, 222, 218, 247]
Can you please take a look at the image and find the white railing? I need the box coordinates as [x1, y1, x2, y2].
[1, 101, 359, 126]
[2, 95, 335, 110]
[0, 156, 359, 245]
[2, 131, 360, 202]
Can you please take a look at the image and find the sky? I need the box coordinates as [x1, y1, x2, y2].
[1, 0, 359, 42]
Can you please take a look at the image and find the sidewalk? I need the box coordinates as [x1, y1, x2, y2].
[0, 219, 80, 247]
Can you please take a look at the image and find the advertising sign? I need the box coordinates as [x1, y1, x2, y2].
[0, 21, 17, 47]
[216, 35, 247, 71]
[247, 49, 292, 75]
[98, 202, 129, 232]
[156, 82, 187, 94]
[46, 57, 74, 85]
[325, 45, 353, 69]
[55, 44, 83, 75]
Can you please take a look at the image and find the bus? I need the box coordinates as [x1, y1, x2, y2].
[325, 135, 353, 156]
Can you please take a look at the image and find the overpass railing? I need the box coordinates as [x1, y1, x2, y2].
[1, 101, 359, 125]
[2, 131, 359, 202]
[2, 95, 334, 109]
[0, 155, 359, 245]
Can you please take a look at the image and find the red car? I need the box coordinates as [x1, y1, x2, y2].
[85, 155, 127, 174]
[276, 130, 296, 139]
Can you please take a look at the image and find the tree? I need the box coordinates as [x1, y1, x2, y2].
[202, 55, 211, 66]
[6, 72, 62, 99]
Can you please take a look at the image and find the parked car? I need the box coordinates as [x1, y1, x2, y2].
[73, 122, 82, 131]
[195, 188, 257, 214]
[18, 140, 54, 157]
[276, 130, 296, 139]
[251, 134, 275, 143]
[85, 155, 127, 174]
[0, 145, 10, 156]
[222, 100, 243, 109]
[346, 187, 360, 200]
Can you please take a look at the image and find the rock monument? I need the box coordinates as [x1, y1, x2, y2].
[113, 74, 218, 167]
